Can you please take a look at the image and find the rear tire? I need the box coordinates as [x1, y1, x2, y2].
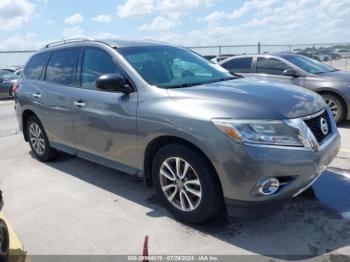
[152, 144, 223, 223]
[26, 116, 57, 162]
[322, 93, 346, 123]
[0, 219, 9, 262]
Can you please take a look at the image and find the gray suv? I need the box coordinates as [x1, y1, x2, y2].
[14, 39, 340, 223]
[219, 53, 350, 123]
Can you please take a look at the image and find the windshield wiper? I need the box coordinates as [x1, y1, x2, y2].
[168, 77, 237, 89]
[169, 82, 205, 88]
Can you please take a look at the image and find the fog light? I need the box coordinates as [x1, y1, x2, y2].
[258, 177, 280, 196]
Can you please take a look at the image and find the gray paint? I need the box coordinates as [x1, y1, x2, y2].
[15, 40, 340, 208]
[220, 53, 350, 120]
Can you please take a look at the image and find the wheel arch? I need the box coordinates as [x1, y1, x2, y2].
[143, 135, 222, 191]
[316, 89, 348, 118]
[22, 109, 40, 142]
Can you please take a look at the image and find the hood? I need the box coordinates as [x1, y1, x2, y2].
[318, 70, 350, 82]
[167, 78, 325, 120]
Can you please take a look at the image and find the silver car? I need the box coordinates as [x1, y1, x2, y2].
[14, 39, 340, 223]
[219, 53, 350, 123]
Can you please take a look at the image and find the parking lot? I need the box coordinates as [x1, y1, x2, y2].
[1, 99, 350, 259]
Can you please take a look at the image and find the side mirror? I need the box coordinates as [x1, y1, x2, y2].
[283, 69, 300, 77]
[96, 74, 133, 94]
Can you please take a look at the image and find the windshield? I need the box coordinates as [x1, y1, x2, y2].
[118, 46, 234, 88]
[0, 70, 17, 80]
[283, 55, 336, 74]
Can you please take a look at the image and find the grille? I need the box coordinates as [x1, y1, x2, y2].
[304, 110, 332, 144]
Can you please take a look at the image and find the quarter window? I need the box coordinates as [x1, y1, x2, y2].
[81, 48, 121, 90]
[222, 57, 252, 73]
[256, 57, 293, 75]
[24, 52, 51, 80]
[45, 49, 80, 86]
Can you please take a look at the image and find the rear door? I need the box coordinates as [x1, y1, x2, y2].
[71, 47, 138, 172]
[220, 56, 253, 77]
[39, 48, 80, 150]
[252, 56, 304, 86]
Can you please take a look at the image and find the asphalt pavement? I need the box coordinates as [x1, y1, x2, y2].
[0, 100, 349, 259]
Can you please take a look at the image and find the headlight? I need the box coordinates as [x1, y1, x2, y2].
[211, 119, 303, 146]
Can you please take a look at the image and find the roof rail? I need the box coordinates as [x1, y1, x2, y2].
[43, 37, 94, 48]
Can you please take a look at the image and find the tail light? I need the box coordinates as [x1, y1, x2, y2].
[12, 82, 19, 95]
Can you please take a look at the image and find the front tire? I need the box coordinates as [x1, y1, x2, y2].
[322, 93, 346, 123]
[26, 116, 57, 162]
[152, 144, 223, 223]
[0, 219, 9, 262]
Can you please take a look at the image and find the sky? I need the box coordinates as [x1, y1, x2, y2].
[0, 0, 350, 50]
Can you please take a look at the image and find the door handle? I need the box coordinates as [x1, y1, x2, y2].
[74, 100, 86, 107]
[32, 92, 42, 98]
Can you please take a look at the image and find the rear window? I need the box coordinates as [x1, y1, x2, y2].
[24, 52, 51, 80]
[222, 57, 252, 73]
[45, 49, 80, 86]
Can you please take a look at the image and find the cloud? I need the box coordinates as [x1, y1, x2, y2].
[205, 0, 280, 24]
[143, 0, 350, 48]
[61, 27, 119, 40]
[0, 33, 44, 50]
[0, 0, 35, 31]
[92, 14, 112, 23]
[64, 13, 84, 25]
[117, 0, 212, 18]
[93, 31, 119, 39]
[138, 16, 177, 31]
[117, 0, 154, 18]
[62, 26, 84, 38]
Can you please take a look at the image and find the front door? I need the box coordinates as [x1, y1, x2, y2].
[71, 47, 138, 171]
[252, 56, 305, 86]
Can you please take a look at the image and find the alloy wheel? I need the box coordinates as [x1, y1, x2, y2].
[29, 123, 45, 155]
[325, 97, 339, 119]
[159, 157, 202, 212]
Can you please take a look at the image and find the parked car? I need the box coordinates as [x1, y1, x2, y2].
[295, 52, 321, 61]
[335, 49, 350, 59]
[0, 67, 21, 74]
[220, 53, 350, 123]
[203, 54, 235, 63]
[0, 70, 18, 99]
[0, 190, 9, 261]
[14, 69, 22, 76]
[14, 39, 340, 223]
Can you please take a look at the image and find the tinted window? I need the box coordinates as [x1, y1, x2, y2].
[118, 46, 233, 88]
[81, 48, 121, 90]
[282, 55, 336, 74]
[24, 52, 50, 80]
[256, 57, 292, 75]
[222, 57, 252, 73]
[45, 49, 80, 86]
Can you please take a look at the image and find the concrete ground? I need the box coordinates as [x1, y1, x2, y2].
[0, 100, 350, 260]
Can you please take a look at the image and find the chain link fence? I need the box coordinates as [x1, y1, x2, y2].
[189, 43, 350, 71]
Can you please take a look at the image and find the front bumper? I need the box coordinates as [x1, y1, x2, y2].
[217, 132, 340, 217]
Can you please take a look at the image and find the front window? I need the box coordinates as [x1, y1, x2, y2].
[283, 55, 336, 74]
[256, 57, 293, 75]
[81, 48, 122, 90]
[118, 46, 233, 88]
